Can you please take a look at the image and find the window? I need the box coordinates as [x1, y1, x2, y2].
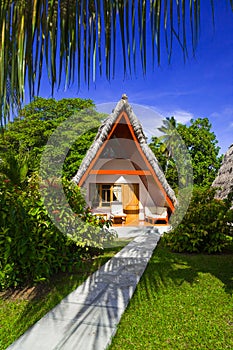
[89, 184, 122, 208]
[101, 185, 111, 206]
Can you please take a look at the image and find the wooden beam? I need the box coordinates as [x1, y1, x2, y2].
[90, 169, 151, 175]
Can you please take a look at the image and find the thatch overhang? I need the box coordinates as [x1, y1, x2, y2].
[72, 95, 178, 210]
[212, 144, 233, 203]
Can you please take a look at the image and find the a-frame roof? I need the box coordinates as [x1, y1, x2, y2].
[72, 95, 178, 211]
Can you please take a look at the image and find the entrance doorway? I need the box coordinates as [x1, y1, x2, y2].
[122, 184, 139, 223]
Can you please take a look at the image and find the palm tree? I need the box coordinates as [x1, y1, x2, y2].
[159, 116, 194, 189]
[0, 1, 232, 125]
[157, 116, 177, 173]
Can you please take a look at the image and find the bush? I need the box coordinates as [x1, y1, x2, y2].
[0, 174, 115, 290]
[39, 176, 115, 247]
[164, 187, 233, 253]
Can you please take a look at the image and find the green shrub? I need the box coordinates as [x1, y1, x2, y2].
[0, 174, 115, 290]
[164, 187, 233, 253]
[38, 176, 115, 247]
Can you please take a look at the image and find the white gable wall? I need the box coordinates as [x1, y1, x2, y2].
[82, 158, 165, 220]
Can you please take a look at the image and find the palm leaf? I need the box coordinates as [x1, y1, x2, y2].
[0, 0, 232, 126]
[118, 1, 127, 77]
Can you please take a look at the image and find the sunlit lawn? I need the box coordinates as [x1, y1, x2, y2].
[109, 239, 233, 350]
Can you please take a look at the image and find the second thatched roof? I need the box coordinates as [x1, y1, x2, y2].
[212, 144, 233, 202]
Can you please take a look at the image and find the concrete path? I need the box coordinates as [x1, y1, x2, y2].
[114, 225, 170, 239]
[7, 230, 161, 350]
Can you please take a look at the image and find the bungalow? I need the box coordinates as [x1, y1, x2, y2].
[72, 94, 177, 225]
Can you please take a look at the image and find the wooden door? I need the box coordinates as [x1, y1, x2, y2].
[122, 184, 139, 222]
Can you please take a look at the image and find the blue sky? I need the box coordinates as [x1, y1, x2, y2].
[35, 2, 233, 155]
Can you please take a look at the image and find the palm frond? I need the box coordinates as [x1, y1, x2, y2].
[0, 0, 232, 126]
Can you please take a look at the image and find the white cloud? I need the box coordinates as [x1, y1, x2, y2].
[128, 88, 201, 102]
[208, 105, 233, 154]
[163, 109, 194, 124]
[96, 102, 117, 114]
[210, 105, 233, 127]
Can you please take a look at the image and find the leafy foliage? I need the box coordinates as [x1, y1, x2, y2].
[1, 97, 94, 151]
[0, 150, 29, 186]
[63, 127, 99, 178]
[150, 117, 222, 189]
[0, 97, 115, 290]
[0, 174, 115, 290]
[150, 116, 178, 176]
[177, 118, 222, 186]
[164, 187, 233, 253]
[0, 97, 103, 178]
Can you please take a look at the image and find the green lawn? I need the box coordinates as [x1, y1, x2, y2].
[0, 243, 126, 350]
[1, 239, 233, 350]
[109, 239, 233, 350]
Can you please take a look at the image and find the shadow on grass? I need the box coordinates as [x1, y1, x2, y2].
[3, 236, 233, 349]
[142, 239, 233, 296]
[3, 234, 160, 349]
[1, 247, 123, 349]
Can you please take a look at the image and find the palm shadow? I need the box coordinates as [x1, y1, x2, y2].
[6, 232, 161, 349]
[141, 241, 233, 297]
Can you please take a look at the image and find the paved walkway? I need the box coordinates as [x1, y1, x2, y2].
[7, 229, 162, 350]
[114, 225, 170, 239]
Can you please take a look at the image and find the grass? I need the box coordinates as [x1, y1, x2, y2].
[1, 238, 233, 350]
[0, 242, 128, 350]
[109, 239, 233, 350]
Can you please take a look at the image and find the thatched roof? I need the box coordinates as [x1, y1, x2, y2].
[212, 144, 233, 201]
[72, 94, 177, 207]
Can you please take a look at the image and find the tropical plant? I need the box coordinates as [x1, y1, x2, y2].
[0, 173, 115, 289]
[157, 116, 179, 175]
[0, 150, 29, 186]
[0, 97, 115, 290]
[0, 97, 103, 177]
[1, 1, 232, 125]
[150, 117, 192, 191]
[0, 97, 95, 151]
[177, 118, 222, 186]
[164, 187, 233, 253]
[150, 117, 222, 188]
